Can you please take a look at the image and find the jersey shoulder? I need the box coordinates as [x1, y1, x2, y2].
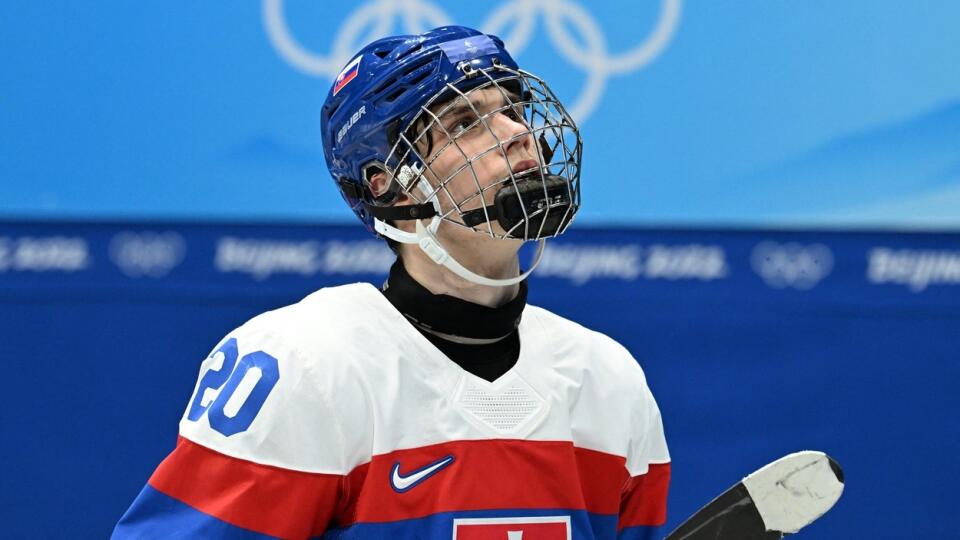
[522, 304, 669, 472]
[178, 282, 381, 474]
[239, 282, 382, 355]
[523, 303, 650, 388]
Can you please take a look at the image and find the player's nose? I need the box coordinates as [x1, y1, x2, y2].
[496, 110, 534, 158]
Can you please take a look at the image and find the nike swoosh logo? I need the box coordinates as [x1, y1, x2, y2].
[390, 455, 455, 493]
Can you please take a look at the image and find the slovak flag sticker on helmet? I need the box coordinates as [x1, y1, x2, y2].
[333, 56, 362, 96]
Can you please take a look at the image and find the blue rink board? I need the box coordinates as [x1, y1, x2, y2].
[0, 220, 958, 539]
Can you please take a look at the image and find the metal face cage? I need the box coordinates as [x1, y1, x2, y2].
[380, 64, 583, 241]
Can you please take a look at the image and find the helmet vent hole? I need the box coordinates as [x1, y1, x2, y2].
[407, 69, 430, 87]
[371, 76, 399, 97]
[384, 88, 406, 103]
[374, 49, 391, 59]
[397, 43, 423, 59]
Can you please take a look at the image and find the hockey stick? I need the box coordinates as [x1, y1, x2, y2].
[664, 451, 844, 540]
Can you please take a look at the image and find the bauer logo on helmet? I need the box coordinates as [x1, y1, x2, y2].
[337, 105, 367, 144]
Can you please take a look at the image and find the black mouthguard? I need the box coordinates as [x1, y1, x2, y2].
[494, 174, 574, 239]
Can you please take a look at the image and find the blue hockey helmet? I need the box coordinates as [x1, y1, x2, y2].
[321, 25, 582, 244]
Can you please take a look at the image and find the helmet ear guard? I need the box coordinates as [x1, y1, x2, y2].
[335, 162, 437, 224]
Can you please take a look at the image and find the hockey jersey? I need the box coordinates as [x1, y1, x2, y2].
[113, 283, 670, 539]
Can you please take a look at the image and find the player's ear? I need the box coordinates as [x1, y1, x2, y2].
[368, 168, 416, 238]
[367, 169, 390, 199]
[368, 169, 414, 205]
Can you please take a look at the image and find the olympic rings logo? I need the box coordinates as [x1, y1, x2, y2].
[110, 231, 186, 278]
[262, 0, 682, 121]
[751, 242, 835, 291]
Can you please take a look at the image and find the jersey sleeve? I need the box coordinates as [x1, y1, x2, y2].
[112, 325, 350, 540]
[617, 366, 671, 540]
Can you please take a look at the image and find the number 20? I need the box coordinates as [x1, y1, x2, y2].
[186, 338, 280, 436]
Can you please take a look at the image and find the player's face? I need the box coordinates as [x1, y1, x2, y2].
[416, 86, 540, 235]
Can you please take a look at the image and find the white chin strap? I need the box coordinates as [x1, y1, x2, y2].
[372, 170, 545, 288]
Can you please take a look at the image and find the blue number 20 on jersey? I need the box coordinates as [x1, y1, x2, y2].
[186, 338, 280, 436]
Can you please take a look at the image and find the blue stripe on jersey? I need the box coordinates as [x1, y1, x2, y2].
[111, 484, 279, 540]
[618, 524, 664, 540]
[323, 508, 619, 540]
[112, 484, 663, 539]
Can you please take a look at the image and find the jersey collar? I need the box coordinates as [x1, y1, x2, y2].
[381, 258, 528, 342]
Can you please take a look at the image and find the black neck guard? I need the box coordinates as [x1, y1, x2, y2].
[381, 258, 528, 342]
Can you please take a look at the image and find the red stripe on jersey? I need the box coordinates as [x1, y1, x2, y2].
[148, 437, 343, 539]
[336, 439, 630, 525]
[618, 462, 671, 529]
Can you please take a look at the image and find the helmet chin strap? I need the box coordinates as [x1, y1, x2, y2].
[373, 169, 545, 288]
[374, 217, 545, 288]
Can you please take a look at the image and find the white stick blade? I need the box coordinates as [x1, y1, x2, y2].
[741, 450, 844, 534]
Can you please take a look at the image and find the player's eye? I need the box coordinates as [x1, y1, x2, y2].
[447, 115, 477, 136]
[502, 107, 522, 122]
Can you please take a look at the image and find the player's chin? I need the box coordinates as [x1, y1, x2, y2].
[444, 212, 520, 243]
[477, 222, 526, 246]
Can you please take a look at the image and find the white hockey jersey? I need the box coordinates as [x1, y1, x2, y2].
[113, 283, 670, 539]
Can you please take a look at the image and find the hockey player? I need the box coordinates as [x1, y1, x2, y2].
[113, 26, 670, 539]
